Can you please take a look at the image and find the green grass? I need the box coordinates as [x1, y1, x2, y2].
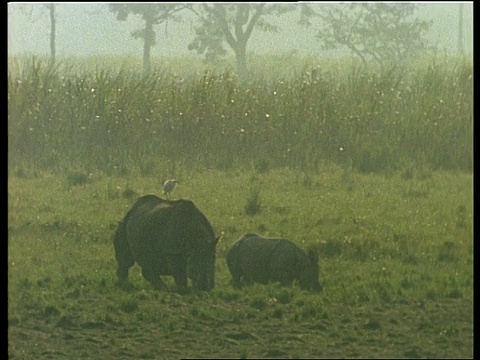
[8, 164, 473, 358]
[8, 53, 472, 358]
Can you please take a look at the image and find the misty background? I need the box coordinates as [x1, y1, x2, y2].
[8, 2, 473, 60]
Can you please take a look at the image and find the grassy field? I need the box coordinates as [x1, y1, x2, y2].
[8, 164, 473, 359]
[8, 54, 472, 358]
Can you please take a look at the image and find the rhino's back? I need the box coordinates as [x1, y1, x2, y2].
[228, 233, 285, 260]
[125, 196, 213, 268]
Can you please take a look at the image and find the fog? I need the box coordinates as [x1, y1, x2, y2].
[8, 3, 473, 59]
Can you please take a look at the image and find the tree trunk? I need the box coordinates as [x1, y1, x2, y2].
[458, 4, 464, 55]
[48, 3, 56, 63]
[234, 41, 248, 82]
[143, 15, 155, 77]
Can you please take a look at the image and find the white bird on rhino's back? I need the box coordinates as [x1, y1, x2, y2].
[163, 179, 178, 199]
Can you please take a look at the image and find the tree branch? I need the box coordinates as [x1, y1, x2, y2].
[244, 4, 266, 40]
[210, 5, 237, 48]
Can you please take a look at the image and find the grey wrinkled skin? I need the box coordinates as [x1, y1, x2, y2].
[114, 194, 219, 291]
[226, 233, 322, 292]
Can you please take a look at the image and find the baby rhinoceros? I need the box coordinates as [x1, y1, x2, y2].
[226, 233, 322, 292]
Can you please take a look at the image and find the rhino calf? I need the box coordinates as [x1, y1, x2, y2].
[226, 233, 322, 292]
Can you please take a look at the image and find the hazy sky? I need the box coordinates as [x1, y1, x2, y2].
[8, 2, 473, 59]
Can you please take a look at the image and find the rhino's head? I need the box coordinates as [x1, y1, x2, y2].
[299, 250, 322, 292]
[188, 234, 221, 291]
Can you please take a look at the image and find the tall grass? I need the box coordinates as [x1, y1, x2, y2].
[8, 54, 472, 175]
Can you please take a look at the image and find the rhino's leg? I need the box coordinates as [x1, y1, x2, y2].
[231, 275, 243, 289]
[242, 276, 255, 286]
[277, 272, 295, 287]
[226, 254, 244, 289]
[173, 270, 188, 290]
[228, 266, 246, 288]
[116, 263, 133, 285]
[141, 267, 166, 289]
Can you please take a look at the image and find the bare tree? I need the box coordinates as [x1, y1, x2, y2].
[11, 3, 57, 62]
[109, 3, 191, 76]
[314, 3, 434, 67]
[47, 3, 56, 63]
[188, 4, 304, 81]
[458, 4, 465, 55]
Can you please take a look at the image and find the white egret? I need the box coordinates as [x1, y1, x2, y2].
[163, 179, 178, 199]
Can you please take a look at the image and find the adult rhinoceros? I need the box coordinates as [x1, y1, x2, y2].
[114, 194, 220, 291]
[226, 233, 322, 292]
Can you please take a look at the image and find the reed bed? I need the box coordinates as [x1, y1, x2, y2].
[8, 54, 472, 176]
